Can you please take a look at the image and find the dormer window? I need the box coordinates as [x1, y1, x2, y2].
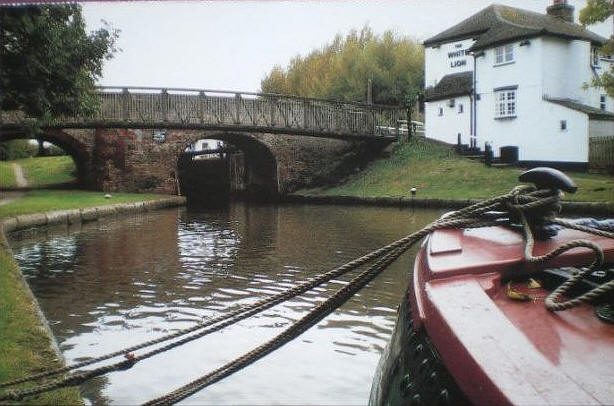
[592, 47, 600, 67]
[495, 44, 514, 65]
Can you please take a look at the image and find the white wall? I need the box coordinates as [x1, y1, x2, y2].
[475, 39, 544, 157]
[424, 30, 613, 163]
[542, 37, 614, 111]
[425, 38, 475, 88]
[425, 95, 472, 145]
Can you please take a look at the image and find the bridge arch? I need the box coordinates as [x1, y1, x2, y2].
[178, 131, 279, 198]
[0, 129, 91, 187]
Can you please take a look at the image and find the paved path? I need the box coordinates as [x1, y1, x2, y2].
[12, 163, 27, 188]
[0, 164, 27, 206]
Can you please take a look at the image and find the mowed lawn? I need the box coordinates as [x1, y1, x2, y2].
[19, 156, 76, 187]
[0, 190, 170, 218]
[299, 137, 614, 203]
[0, 160, 17, 188]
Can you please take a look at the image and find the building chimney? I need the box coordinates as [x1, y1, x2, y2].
[546, 0, 574, 23]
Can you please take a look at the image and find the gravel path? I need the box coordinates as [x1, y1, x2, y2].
[12, 163, 28, 188]
[0, 164, 27, 206]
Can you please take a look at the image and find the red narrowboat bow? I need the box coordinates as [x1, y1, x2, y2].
[370, 168, 614, 406]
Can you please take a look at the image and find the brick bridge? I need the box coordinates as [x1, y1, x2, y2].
[0, 87, 406, 196]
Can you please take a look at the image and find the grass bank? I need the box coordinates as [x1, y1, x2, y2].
[0, 236, 83, 404]
[0, 189, 170, 218]
[0, 156, 77, 188]
[300, 138, 613, 203]
[0, 161, 17, 188]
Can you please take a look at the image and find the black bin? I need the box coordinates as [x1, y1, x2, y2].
[500, 146, 519, 164]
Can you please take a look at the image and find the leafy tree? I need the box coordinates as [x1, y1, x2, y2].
[579, 0, 614, 96]
[0, 5, 119, 120]
[261, 26, 424, 105]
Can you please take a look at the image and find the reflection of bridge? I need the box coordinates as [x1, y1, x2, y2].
[0, 87, 408, 196]
[21, 87, 406, 140]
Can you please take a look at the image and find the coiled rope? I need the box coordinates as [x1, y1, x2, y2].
[1, 185, 612, 404]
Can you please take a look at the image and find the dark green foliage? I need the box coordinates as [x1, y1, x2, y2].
[0, 5, 119, 120]
[261, 26, 424, 105]
[0, 140, 37, 160]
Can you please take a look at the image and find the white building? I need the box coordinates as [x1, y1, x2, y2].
[423, 1, 614, 169]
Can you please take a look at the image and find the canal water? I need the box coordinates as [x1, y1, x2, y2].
[9, 202, 443, 405]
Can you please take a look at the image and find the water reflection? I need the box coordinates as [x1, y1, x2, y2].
[9, 203, 443, 405]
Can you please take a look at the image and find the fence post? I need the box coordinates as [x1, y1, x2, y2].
[121, 88, 130, 121]
[234, 93, 241, 125]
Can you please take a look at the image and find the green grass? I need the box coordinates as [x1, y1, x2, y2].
[17, 156, 77, 187]
[0, 156, 77, 189]
[0, 190, 169, 218]
[0, 161, 17, 189]
[0, 238, 83, 404]
[300, 137, 614, 203]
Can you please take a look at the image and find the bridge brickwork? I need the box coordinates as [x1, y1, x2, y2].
[0, 87, 402, 195]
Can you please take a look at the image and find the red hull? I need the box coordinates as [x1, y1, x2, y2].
[410, 226, 614, 405]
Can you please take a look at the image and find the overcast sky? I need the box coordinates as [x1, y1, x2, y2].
[82, 0, 613, 93]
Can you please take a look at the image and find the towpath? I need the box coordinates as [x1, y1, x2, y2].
[0, 163, 27, 206]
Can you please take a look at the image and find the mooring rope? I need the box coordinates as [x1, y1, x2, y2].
[1, 184, 613, 403]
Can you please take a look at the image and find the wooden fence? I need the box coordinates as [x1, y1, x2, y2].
[589, 136, 614, 173]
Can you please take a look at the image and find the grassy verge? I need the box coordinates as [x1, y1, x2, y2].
[15, 156, 77, 187]
[0, 189, 170, 218]
[0, 161, 17, 189]
[0, 238, 83, 404]
[300, 138, 613, 203]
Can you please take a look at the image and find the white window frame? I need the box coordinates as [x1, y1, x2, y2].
[600, 95, 607, 111]
[494, 88, 517, 119]
[494, 44, 514, 65]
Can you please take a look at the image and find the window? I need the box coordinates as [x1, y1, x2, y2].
[458, 103, 464, 114]
[494, 89, 516, 118]
[591, 47, 600, 67]
[438, 107, 444, 116]
[600, 95, 607, 111]
[495, 44, 514, 65]
[560, 120, 567, 131]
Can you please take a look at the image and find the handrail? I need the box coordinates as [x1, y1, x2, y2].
[95, 86, 404, 109]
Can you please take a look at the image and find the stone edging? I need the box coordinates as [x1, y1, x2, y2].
[284, 194, 614, 216]
[0, 196, 187, 234]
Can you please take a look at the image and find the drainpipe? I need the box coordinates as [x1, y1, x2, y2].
[472, 52, 477, 146]
[471, 51, 484, 149]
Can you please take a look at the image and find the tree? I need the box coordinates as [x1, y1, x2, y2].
[0, 5, 119, 121]
[260, 26, 424, 105]
[579, 0, 614, 96]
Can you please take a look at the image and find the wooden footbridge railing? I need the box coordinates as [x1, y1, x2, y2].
[1, 87, 406, 139]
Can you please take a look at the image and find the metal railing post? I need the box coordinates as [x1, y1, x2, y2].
[199, 91, 205, 124]
[121, 88, 130, 121]
[303, 99, 309, 130]
[161, 89, 169, 122]
[234, 93, 241, 125]
[270, 97, 276, 126]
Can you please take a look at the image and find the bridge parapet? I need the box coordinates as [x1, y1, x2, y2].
[9, 87, 404, 139]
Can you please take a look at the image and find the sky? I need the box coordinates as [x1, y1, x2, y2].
[82, 0, 614, 93]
